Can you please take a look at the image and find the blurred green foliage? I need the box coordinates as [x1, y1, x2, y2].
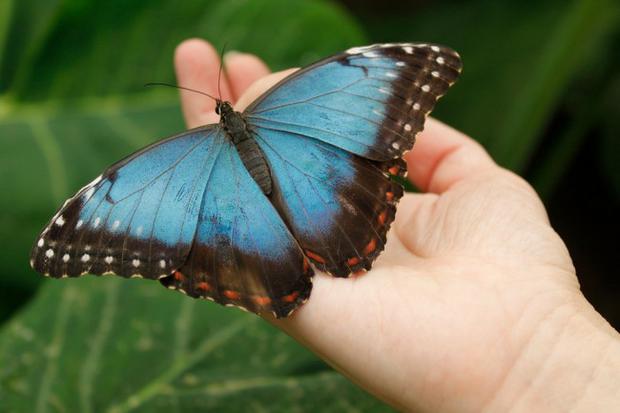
[0, 0, 618, 411]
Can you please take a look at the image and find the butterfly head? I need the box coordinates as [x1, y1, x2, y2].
[215, 100, 234, 117]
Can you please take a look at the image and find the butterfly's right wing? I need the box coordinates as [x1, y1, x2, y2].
[245, 43, 462, 161]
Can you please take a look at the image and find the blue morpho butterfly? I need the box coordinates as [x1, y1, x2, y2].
[30, 43, 462, 318]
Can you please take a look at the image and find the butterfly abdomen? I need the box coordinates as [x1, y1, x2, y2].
[221, 104, 273, 195]
[234, 135, 272, 195]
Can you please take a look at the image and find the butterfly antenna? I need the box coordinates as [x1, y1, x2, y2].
[217, 42, 228, 101]
[144, 82, 218, 102]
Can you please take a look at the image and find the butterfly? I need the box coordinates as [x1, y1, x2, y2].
[30, 43, 462, 318]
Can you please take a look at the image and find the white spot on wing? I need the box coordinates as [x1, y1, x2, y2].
[385, 71, 397, 78]
[431, 45, 440, 52]
[62, 254, 70, 263]
[45, 249, 54, 258]
[392, 142, 401, 150]
[346, 45, 373, 54]
[431, 70, 440, 78]
[84, 187, 95, 200]
[81, 254, 90, 263]
[363, 51, 379, 58]
[421, 84, 431, 93]
[404, 124, 412, 132]
[436, 56, 445, 65]
[38, 239, 44, 247]
[132, 259, 140, 268]
[403, 46, 413, 54]
[55, 216, 65, 226]
[396, 61, 406, 67]
[89, 175, 102, 187]
[76, 220, 83, 229]
[413, 103, 421, 111]
[159, 259, 166, 269]
[104, 256, 114, 264]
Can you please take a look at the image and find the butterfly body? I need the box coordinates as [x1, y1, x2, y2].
[31, 43, 462, 317]
[217, 100, 273, 195]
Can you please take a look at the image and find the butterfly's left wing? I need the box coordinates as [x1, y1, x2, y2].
[30, 126, 222, 279]
[160, 140, 313, 318]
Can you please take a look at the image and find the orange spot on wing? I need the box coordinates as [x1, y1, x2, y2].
[353, 269, 366, 277]
[377, 211, 387, 225]
[347, 256, 360, 266]
[197, 281, 211, 291]
[282, 291, 300, 303]
[385, 192, 394, 202]
[363, 238, 377, 255]
[303, 257, 310, 272]
[253, 296, 272, 305]
[388, 165, 400, 175]
[305, 250, 326, 264]
[173, 271, 185, 281]
[223, 290, 241, 300]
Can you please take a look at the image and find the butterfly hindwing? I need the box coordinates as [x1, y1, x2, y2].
[160, 139, 313, 318]
[246, 43, 462, 161]
[256, 129, 404, 276]
[31, 126, 221, 279]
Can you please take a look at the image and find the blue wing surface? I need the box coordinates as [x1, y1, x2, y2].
[255, 129, 403, 276]
[160, 140, 313, 318]
[31, 126, 222, 279]
[245, 43, 462, 161]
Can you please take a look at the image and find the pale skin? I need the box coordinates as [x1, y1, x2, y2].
[174, 39, 620, 412]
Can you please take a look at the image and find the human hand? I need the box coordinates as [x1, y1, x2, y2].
[174, 39, 620, 412]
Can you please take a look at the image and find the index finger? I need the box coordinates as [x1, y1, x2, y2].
[174, 39, 234, 128]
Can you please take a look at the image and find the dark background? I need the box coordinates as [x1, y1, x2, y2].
[0, 0, 617, 411]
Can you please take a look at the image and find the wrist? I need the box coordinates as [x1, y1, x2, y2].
[489, 294, 620, 412]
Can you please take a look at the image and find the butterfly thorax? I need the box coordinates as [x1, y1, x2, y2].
[217, 100, 272, 195]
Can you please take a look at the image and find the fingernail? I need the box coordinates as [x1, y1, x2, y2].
[223, 50, 242, 63]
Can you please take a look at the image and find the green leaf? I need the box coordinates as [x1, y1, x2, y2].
[0, 277, 390, 412]
[2, 0, 364, 102]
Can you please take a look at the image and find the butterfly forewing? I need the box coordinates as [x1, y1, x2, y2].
[245, 43, 462, 161]
[30, 126, 221, 279]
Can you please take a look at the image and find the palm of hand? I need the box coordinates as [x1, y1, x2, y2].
[175, 40, 584, 412]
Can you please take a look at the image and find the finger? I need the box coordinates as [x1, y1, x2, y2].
[224, 51, 271, 101]
[174, 39, 233, 128]
[406, 118, 496, 194]
[234, 68, 298, 111]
